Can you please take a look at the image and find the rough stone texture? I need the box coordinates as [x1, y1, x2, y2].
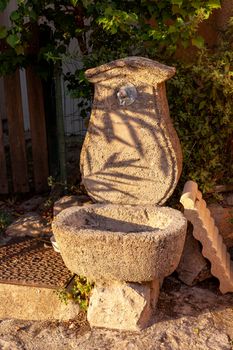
[0, 277, 233, 349]
[52, 204, 187, 282]
[85, 57, 176, 85]
[81, 57, 182, 205]
[5, 213, 51, 237]
[18, 196, 45, 212]
[50, 234, 60, 252]
[0, 283, 80, 321]
[209, 203, 233, 248]
[225, 192, 233, 206]
[53, 195, 92, 217]
[87, 279, 160, 331]
[176, 223, 211, 286]
[180, 180, 233, 294]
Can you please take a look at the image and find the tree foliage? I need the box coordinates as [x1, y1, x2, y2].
[168, 44, 233, 192]
[0, 0, 232, 192]
[0, 0, 221, 75]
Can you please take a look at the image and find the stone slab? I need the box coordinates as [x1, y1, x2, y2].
[176, 223, 211, 285]
[81, 57, 182, 205]
[0, 279, 233, 349]
[53, 204, 187, 282]
[5, 212, 51, 238]
[18, 196, 45, 212]
[0, 283, 80, 321]
[87, 279, 160, 331]
[53, 195, 92, 217]
[0, 238, 79, 321]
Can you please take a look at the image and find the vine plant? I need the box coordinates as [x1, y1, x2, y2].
[167, 26, 233, 192]
[0, 0, 221, 75]
[0, 0, 231, 193]
[57, 275, 94, 310]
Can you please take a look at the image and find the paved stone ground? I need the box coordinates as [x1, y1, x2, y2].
[0, 195, 232, 349]
[0, 276, 233, 350]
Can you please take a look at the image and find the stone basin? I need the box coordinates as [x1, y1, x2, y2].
[52, 204, 187, 282]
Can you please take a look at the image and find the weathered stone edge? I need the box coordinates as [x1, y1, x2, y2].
[85, 56, 176, 84]
[0, 282, 80, 321]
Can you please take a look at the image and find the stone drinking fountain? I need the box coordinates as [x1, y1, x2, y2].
[52, 57, 187, 331]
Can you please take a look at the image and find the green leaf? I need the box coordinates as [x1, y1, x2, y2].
[191, 1, 202, 9]
[0, 25, 7, 39]
[168, 25, 177, 33]
[10, 10, 20, 22]
[192, 36, 204, 49]
[171, 0, 183, 6]
[104, 7, 113, 16]
[0, 0, 9, 12]
[70, 0, 79, 6]
[6, 34, 20, 48]
[199, 100, 206, 110]
[181, 40, 189, 48]
[15, 45, 24, 55]
[82, 0, 94, 7]
[207, 0, 221, 9]
[29, 10, 37, 21]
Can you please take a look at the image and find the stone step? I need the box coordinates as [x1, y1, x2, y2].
[0, 237, 79, 321]
[180, 180, 233, 294]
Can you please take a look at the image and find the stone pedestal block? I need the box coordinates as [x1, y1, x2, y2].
[87, 279, 160, 331]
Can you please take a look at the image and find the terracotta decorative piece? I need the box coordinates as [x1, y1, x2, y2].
[180, 180, 233, 294]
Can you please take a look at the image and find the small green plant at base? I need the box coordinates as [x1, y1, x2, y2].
[0, 211, 13, 234]
[57, 275, 94, 311]
[47, 175, 85, 197]
[228, 210, 233, 225]
[43, 198, 54, 210]
[56, 288, 70, 305]
[47, 176, 56, 188]
[193, 327, 200, 336]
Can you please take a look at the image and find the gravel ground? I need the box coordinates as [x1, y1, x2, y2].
[0, 277, 233, 350]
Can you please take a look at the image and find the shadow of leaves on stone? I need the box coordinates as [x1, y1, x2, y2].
[81, 87, 178, 204]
